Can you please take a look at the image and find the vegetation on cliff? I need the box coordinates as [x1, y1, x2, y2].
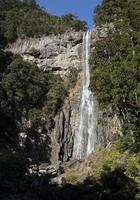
[0, 51, 79, 199]
[0, 2, 82, 197]
[86, 1, 140, 198]
[63, 142, 140, 200]
[0, 51, 68, 163]
[0, 0, 139, 199]
[0, 0, 86, 46]
[0, 0, 82, 161]
[90, 0, 140, 153]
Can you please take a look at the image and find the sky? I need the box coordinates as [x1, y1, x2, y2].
[36, 0, 102, 28]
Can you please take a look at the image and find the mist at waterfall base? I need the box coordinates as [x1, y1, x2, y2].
[73, 31, 97, 159]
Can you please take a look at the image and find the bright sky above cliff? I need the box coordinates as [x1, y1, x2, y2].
[36, 0, 102, 28]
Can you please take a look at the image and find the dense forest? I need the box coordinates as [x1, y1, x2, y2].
[0, 0, 86, 46]
[90, 0, 140, 153]
[0, 0, 84, 158]
[88, 1, 140, 199]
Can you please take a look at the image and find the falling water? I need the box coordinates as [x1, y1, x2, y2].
[73, 31, 97, 159]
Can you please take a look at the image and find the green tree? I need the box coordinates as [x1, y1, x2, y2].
[90, 0, 140, 152]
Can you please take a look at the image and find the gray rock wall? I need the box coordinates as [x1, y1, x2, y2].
[6, 31, 83, 164]
[49, 23, 118, 164]
[6, 31, 83, 77]
[6, 24, 120, 165]
[50, 78, 82, 164]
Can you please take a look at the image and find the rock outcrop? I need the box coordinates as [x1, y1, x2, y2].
[50, 75, 82, 164]
[6, 31, 83, 164]
[49, 23, 119, 164]
[91, 23, 115, 43]
[6, 24, 120, 165]
[6, 31, 83, 76]
[95, 110, 122, 150]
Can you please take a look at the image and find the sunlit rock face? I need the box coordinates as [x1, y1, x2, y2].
[50, 24, 118, 164]
[6, 24, 120, 165]
[7, 31, 83, 77]
[6, 31, 84, 164]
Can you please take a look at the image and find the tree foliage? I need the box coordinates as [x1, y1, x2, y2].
[0, 52, 68, 161]
[0, 0, 86, 47]
[90, 0, 140, 152]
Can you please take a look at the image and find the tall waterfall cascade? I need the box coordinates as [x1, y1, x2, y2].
[73, 31, 97, 159]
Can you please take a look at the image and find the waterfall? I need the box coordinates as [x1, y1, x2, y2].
[73, 31, 97, 159]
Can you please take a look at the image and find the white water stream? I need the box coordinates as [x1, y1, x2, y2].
[73, 31, 97, 159]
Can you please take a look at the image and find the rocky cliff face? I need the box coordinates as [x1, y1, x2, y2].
[49, 23, 121, 164]
[91, 23, 115, 43]
[6, 24, 121, 165]
[7, 31, 83, 77]
[95, 110, 122, 150]
[50, 75, 82, 164]
[6, 31, 83, 164]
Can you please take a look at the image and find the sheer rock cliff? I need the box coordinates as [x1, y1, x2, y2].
[6, 31, 83, 77]
[6, 24, 121, 165]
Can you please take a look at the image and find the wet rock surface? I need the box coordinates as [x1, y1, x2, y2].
[50, 24, 118, 164]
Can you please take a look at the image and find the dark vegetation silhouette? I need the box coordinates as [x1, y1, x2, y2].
[0, 164, 139, 200]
